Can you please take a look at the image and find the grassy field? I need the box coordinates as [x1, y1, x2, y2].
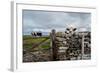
[23, 35, 51, 52]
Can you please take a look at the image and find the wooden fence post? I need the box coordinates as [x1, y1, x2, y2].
[51, 29, 58, 61]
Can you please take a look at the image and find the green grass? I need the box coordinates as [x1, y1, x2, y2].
[23, 35, 51, 51]
[39, 39, 51, 50]
[23, 35, 33, 40]
[24, 37, 46, 44]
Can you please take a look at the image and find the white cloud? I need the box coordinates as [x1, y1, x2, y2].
[23, 10, 91, 35]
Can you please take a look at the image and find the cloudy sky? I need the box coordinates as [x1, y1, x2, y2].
[22, 10, 91, 35]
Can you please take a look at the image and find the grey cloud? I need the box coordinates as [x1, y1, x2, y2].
[23, 10, 91, 35]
